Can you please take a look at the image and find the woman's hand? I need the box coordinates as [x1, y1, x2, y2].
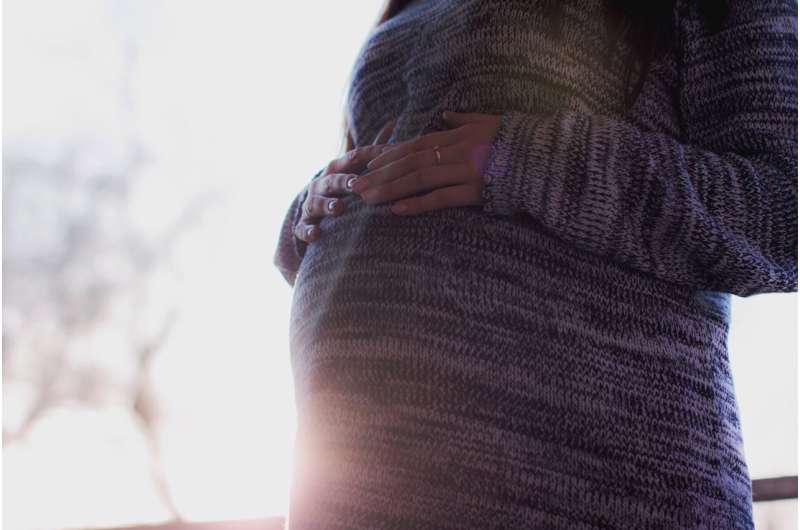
[295, 118, 396, 244]
[357, 111, 502, 215]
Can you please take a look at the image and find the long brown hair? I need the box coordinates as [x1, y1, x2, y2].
[339, 0, 730, 154]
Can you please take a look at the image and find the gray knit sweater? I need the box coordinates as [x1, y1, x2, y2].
[274, 1, 798, 528]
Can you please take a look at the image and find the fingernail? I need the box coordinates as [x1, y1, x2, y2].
[327, 199, 338, 212]
[345, 176, 357, 191]
[306, 226, 315, 238]
[366, 159, 377, 169]
[350, 177, 368, 193]
[391, 203, 408, 214]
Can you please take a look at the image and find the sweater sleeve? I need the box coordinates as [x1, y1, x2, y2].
[480, 0, 798, 297]
[274, 167, 325, 287]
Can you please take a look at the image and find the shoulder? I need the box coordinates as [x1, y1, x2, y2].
[675, 0, 797, 149]
[676, 0, 796, 41]
[673, 0, 797, 78]
[674, 0, 796, 78]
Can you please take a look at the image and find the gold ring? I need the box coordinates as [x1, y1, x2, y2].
[433, 145, 442, 165]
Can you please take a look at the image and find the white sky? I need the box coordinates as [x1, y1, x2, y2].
[4, 1, 383, 527]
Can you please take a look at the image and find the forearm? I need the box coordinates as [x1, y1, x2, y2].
[481, 110, 798, 296]
[481, 0, 798, 297]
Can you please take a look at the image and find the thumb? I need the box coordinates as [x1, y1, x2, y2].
[372, 118, 397, 145]
[442, 110, 486, 126]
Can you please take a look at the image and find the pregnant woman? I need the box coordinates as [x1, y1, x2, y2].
[274, 0, 797, 528]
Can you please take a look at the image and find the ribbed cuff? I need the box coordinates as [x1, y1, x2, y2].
[293, 167, 326, 262]
[481, 111, 550, 221]
[274, 167, 326, 287]
[293, 185, 310, 262]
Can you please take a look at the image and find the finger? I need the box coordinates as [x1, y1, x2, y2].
[312, 172, 364, 197]
[360, 162, 470, 206]
[359, 141, 466, 190]
[442, 110, 498, 126]
[295, 222, 320, 243]
[365, 127, 464, 171]
[328, 144, 390, 175]
[372, 118, 397, 145]
[302, 193, 346, 221]
[390, 183, 480, 215]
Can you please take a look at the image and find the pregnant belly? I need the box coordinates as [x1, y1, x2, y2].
[289, 193, 722, 421]
[286, 196, 741, 528]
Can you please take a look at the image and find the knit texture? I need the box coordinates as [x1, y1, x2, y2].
[274, 1, 798, 528]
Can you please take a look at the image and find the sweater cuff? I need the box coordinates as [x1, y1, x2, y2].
[274, 167, 325, 287]
[274, 186, 308, 287]
[294, 167, 326, 261]
[293, 185, 310, 261]
[480, 111, 550, 221]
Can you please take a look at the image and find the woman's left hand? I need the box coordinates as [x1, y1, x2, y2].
[355, 111, 502, 215]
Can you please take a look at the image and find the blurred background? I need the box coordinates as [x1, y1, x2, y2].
[2, 1, 797, 529]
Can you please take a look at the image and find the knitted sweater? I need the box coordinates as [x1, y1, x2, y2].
[274, 1, 798, 528]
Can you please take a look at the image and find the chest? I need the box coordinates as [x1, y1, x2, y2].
[347, 0, 681, 146]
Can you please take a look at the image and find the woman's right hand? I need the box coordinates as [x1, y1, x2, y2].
[295, 118, 397, 244]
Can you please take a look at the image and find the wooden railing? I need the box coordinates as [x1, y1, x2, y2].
[752, 475, 798, 502]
